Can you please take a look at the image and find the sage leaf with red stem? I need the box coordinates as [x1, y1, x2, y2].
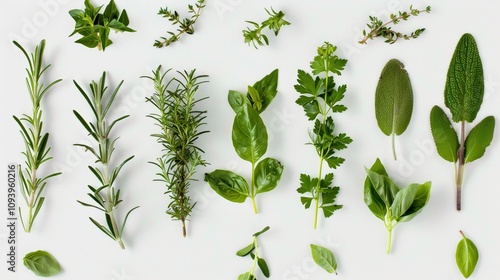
[364, 158, 431, 254]
[430, 33, 495, 211]
[142, 66, 209, 237]
[375, 59, 413, 160]
[456, 231, 479, 278]
[205, 70, 284, 214]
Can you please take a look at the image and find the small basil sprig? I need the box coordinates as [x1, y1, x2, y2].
[24, 250, 61, 277]
[456, 231, 479, 279]
[310, 244, 338, 275]
[69, 0, 135, 51]
[205, 70, 284, 214]
[236, 226, 271, 279]
[364, 158, 431, 254]
[430, 33, 495, 211]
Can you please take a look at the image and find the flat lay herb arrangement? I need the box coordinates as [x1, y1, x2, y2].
[7, 1, 500, 279]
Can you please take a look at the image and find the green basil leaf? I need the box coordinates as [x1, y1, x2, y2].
[75, 34, 99, 48]
[257, 257, 270, 277]
[375, 59, 413, 159]
[204, 170, 249, 203]
[363, 158, 390, 220]
[236, 242, 255, 257]
[391, 183, 419, 220]
[456, 231, 479, 278]
[365, 161, 399, 207]
[23, 250, 61, 277]
[430, 106, 459, 162]
[238, 272, 255, 280]
[232, 104, 268, 163]
[251, 69, 279, 113]
[109, 19, 136, 32]
[310, 244, 338, 274]
[228, 90, 250, 113]
[397, 182, 431, 223]
[254, 158, 284, 194]
[247, 85, 263, 111]
[465, 116, 495, 163]
[445, 33, 484, 123]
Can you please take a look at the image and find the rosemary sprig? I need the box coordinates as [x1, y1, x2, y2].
[13, 39, 62, 233]
[359, 5, 431, 45]
[73, 72, 139, 249]
[143, 66, 209, 237]
[154, 0, 206, 48]
[243, 7, 291, 49]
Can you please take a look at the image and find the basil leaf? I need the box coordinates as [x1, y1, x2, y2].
[247, 85, 263, 111]
[456, 231, 479, 278]
[365, 165, 399, 206]
[310, 244, 338, 274]
[445, 33, 484, 123]
[465, 116, 495, 163]
[109, 19, 136, 32]
[232, 104, 268, 163]
[375, 59, 413, 160]
[250, 69, 279, 113]
[23, 250, 61, 277]
[236, 243, 255, 257]
[228, 90, 249, 113]
[391, 183, 419, 220]
[397, 182, 431, 223]
[430, 106, 459, 162]
[75, 34, 99, 48]
[254, 158, 284, 194]
[257, 257, 270, 277]
[204, 170, 249, 203]
[363, 158, 391, 220]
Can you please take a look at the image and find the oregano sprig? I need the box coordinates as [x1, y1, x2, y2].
[143, 66, 209, 237]
[13, 39, 62, 233]
[73, 72, 139, 249]
[295, 42, 352, 229]
[243, 7, 291, 49]
[236, 226, 271, 279]
[359, 5, 431, 45]
[154, 0, 206, 48]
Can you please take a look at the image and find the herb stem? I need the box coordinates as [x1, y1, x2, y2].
[386, 227, 393, 254]
[103, 163, 124, 249]
[251, 161, 258, 214]
[456, 121, 465, 211]
[391, 131, 397, 161]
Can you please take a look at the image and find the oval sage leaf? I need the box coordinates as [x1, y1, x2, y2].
[464, 116, 495, 163]
[232, 104, 268, 163]
[23, 250, 61, 277]
[254, 157, 284, 194]
[430, 105, 459, 163]
[456, 231, 479, 278]
[310, 244, 337, 274]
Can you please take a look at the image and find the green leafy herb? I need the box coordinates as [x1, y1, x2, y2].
[430, 33, 495, 211]
[205, 69, 283, 213]
[23, 250, 61, 277]
[375, 59, 413, 160]
[69, 0, 135, 51]
[359, 5, 431, 44]
[142, 66, 209, 237]
[154, 0, 206, 48]
[456, 231, 479, 279]
[73, 72, 139, 249]
[243, 7, 291, 49]
[295, 42, 352, 229]
[236, 226, 271, 279]
[310, 244, 338, 275]
[364, 158, 431, 254]
[13, 40, 62, 233]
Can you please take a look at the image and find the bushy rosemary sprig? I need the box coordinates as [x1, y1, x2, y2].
[154, 0, 206, 48]
[243, 7, 291, 49]
[73, 72, 139, 249]
[13, 39, 62, 233]
[359, 5, 431, 44]
[143, 66, 209, 237]
[295, 42, 352, 229]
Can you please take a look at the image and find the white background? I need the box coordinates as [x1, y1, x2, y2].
[1, 0, 500, 279]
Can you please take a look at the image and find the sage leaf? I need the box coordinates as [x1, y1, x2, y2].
[23, 250, 61, 277]
[375, 59, 413, 160]
[465, 116, 495, 163]
[254, 158, 284, 194]
[232, 104, 268, 163]
[456, 231, 479, 278]
[257, 257, 270, 277]
[430, 106, 459, 162]
[228, 90, 249, 113]
[445, 33, 484, 123]
[204, 170, 250, 203]
[310, 244, 338, 274]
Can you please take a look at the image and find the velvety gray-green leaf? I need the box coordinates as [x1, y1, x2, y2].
[250, 69, 279, 113]
[204, 170, 249, 203]
[310, 244, 338, 274]
[23, 250, 61, 277]
[465, 116, 495, 163]
[232, 104, 268, 163]
[456, 231, 479, 278]
[430, 106, 459, 162]
[375, 59, 413, 136]
[228, 90, 250, 113]
[397, 182, 431, 223]
[363, 158, 390, 220]
[444, 33, 484, 123]
[254, 157, 284, 194]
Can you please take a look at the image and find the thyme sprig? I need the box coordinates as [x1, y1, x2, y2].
[73, 72, 139, 249]
[143, 66, 209, 237]
[243, 7, 291, 49]
[13, 39, 62, 233]
[154, 0, 206, 48]
[359, 5, 431, 45]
